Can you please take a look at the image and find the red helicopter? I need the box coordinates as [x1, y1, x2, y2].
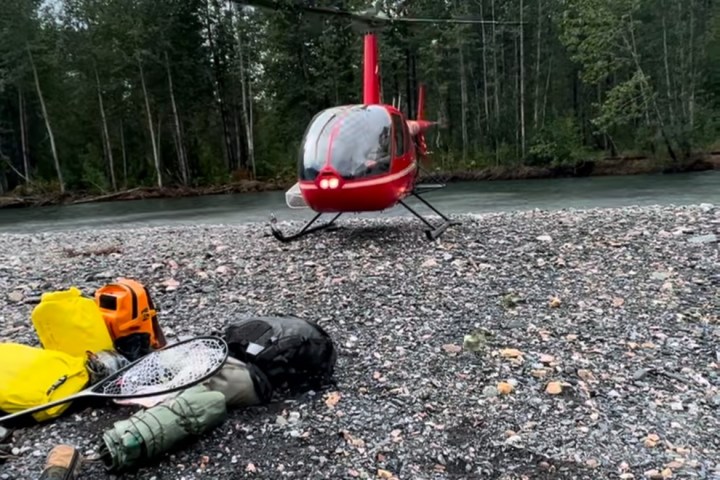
[239, 1, 512, 242]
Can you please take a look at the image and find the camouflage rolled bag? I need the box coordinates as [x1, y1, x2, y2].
[203, 356, 274, 407]
[98, 385, 227, 472]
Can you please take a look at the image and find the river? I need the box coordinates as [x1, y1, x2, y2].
[0, 171, 718, 234]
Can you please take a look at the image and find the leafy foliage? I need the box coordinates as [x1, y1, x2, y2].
[0, 0, 718, 195]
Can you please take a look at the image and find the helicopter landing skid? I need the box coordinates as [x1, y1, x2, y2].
[399, 190, 460, 241]
[269, 212, 342, 243]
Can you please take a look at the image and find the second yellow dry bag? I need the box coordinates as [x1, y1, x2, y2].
[31, 287, 114, 357]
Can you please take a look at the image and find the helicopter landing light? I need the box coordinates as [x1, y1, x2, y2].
[319, 176, 340, 190]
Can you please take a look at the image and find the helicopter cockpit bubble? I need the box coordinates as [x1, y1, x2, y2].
[299, 105, 393, 181]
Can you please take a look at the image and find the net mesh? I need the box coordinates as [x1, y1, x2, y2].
[99, 337, 227, 397]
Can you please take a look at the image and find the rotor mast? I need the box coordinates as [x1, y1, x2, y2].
[363, 33, 381, 105]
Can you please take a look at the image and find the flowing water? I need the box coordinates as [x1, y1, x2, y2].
[0, 171, 718, 234]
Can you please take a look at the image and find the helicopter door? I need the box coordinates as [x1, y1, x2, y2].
[391, 113, 407, 158]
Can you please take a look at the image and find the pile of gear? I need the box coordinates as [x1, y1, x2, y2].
[0, 278, 337, 477]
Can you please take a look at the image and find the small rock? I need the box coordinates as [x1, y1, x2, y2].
[7, 291, 23, 303]
[497, 382, 514, 395]
[482, 386, 499, 397]
[537, 235, 552, 242]
[276, 416, 288, 426]
[645, 433, 660, 448]
[442, 344, 462, 354]
[500, 348, 523, 359]
[545, 382, 562, 395]
[540, 354, 555, 364]
[687, 234, 718, 244]
[288, 412, 300, 424]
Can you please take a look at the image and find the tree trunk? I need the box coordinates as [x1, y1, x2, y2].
[688, 0, 695, 128]
[119, 120, 128, 188]
[95, 64, 116, 191]
[533, 0, 542, 129]
[661, 10, 674, 121]
[491, 0, 501, 165]
[624, 28, 678, 165]
[206, 0, 237, 172]
[677, 0, 687, 121]
[515, 34, 520, 161]
[138, 56, 162, 187]
[157, 114, 162, 166]
[405, 47, 414, 120]
[237, 31, 256, 179]
[28, 45, 64, 194]
[410, 50, 418, 120]
[18, 87, 30, 183]
[519, 0, 526, 159]
[542, 55, 552, 128]
[479, 0, 490, 132]
[165, 51, 188, 186]
[458, 40, 469, 160]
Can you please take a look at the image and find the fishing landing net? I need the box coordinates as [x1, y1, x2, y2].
[101, 336, 229, 398]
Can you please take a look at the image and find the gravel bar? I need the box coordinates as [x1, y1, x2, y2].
[0, 204, 719, 480]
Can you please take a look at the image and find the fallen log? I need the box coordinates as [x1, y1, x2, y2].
[71, 187, 143, 205]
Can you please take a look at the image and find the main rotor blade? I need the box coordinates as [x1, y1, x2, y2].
[389, 17, 523, 25]
[233, 1, 522, 26]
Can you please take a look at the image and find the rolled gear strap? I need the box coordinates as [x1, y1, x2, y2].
[99, 385, 227, 472]
[203, 357, 273, 407]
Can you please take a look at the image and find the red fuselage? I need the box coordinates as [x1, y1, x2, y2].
[297, 104, 418, 213]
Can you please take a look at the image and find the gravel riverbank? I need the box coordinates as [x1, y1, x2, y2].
[0, 205, 718, 480]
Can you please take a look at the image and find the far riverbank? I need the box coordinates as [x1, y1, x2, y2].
[1, 153, 718, 210]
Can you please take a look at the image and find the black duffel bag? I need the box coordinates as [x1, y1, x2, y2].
[223, 316, 337, 394]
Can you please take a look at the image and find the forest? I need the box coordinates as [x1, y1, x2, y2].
[1, 0, 719, 200]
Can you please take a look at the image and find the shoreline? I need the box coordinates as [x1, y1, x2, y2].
[1, 154, 718, 210]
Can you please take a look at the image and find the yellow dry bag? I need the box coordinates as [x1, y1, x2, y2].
[31, 287, 114, 358]
[0, 343, 90, 422]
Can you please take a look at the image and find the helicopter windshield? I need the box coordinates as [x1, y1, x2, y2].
[299, 105, 393, 181]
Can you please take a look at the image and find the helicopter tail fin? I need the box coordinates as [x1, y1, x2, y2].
[417, 83, 426, 121]
[407, 84, 435, 162]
